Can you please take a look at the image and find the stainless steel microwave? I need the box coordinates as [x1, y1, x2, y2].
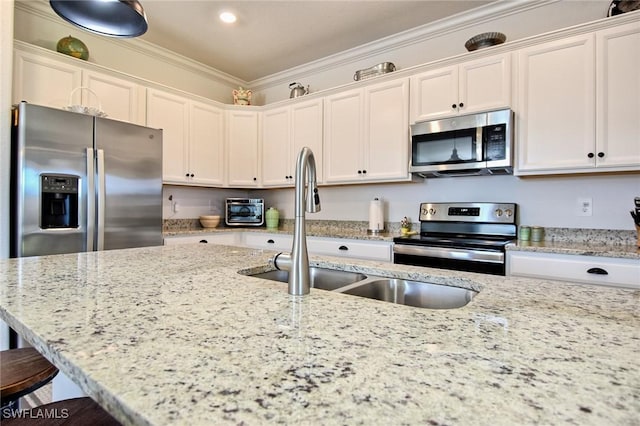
[225, 198, 264, 226]
[409, 109, 514, 178]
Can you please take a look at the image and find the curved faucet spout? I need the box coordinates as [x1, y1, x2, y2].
[274, 147, 321, 296]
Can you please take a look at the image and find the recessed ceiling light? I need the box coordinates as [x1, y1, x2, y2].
[219, 11, 237, 24]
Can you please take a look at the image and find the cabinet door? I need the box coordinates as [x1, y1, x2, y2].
[459, 53, 511, 115]
[146, 89, 189, 184]
[291, 98, 324, 184]
[226, 110, 260, 187]
[244, 233, 293, 251]
[307, 237, 392, 262]
[324, 89, 363, 183]
[13, 50, 81, 109]
[261, 106, 292, 187]
[516, 34, 595, 173]
[189, 101, 225, 186]
[363, 79, 410, 181]
[596, 22, 640, 170]
[83, 70, 145, 124]
[409, 65, 457, 122]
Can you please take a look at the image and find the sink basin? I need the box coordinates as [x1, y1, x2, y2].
[250, 267, 367, 291]
[342, 278, 477, 309]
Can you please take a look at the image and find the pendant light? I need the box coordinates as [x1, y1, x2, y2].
[50, 0, 148, 38]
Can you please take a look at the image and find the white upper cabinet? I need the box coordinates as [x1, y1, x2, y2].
[13, 49, 81, 109]
[324, 78, 410, 184]
[261, 98, 323, 188]
[595, 21, 640, 170]
[147, 88, 224, 186]
[147, 89, 189, 183]
[226, 109, 260, 187]
[262, 106, 291, 187]
[188, 101, 225, 186]
[410, 53, 511, 123]
[516, 21, 640, 175]
[82, 70, 146, 125]
[516, 34, 595, 173]
[13, 48, 145, 124]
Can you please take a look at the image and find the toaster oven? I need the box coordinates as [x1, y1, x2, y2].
[225, 198, 264, 227]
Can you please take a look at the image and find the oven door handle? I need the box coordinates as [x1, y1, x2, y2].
[393, 244, 504, 264]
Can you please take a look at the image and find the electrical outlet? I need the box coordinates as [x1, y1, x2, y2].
[577, 197, 592, 216]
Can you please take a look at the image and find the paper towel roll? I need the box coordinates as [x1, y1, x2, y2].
[368, 197, 384, 232]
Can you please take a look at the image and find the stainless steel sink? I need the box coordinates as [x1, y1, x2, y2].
[249, 267, 367, 291]
[246, 267, 477, 309]
[341, 278, 477, 309]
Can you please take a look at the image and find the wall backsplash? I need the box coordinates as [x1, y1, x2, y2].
[162, 186, 247, 220]
[164, 173, 639, 231]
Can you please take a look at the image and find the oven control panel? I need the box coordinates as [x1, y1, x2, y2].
[419, 202, 516, 224]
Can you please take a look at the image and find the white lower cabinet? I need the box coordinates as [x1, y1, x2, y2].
[307, 237, 393, 262]
[164, 233, 241, 246]
[243, 233, 294, 251]
[507, 251, 640, 289]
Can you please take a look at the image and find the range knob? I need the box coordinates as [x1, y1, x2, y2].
[505, 209, 513, 217]
[495, 209, 503, 217]
[429, 208, 436, 215]
[421, 208, 429, 216]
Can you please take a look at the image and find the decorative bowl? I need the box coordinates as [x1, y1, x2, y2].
[464, 32, 507, 52]
[199, 215, 221, 228]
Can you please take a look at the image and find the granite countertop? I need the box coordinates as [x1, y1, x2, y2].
[0, 244, 638, 425]
[164, 221, 640, 259]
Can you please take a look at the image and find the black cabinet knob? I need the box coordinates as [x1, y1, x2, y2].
[253, 177, 257, 181]
[451, 104, 457, 109]
[587, 267, 608, 275]
[267, 239, 275, 244]
[199, 239, 208, 244]
[185, 173, 190, 177]
[357, 170, 362, 174]
[338, 245, 349, 251]
[587, 153, 595, 158]
[458, 102, 464, 108]
[190, 173, 194, 178]
[362, 170, 367, 174]
[597, 152, 605, 158]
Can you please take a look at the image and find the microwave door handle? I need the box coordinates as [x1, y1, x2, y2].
[476, 127, 484, 161]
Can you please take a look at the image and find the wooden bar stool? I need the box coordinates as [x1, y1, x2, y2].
[1, 348, 120, 425]
[1, 347, 59, 408]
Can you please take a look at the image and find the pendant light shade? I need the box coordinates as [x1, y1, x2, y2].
[50, 0, 148, 38]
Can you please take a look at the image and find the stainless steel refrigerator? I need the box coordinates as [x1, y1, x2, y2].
[10, 102, 163, 258]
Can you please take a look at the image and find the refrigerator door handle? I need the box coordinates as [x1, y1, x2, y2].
[86, 148, 95, 251]
[96, 149, 106, 251]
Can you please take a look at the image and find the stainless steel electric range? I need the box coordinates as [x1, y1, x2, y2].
[393, 202, 517, 276]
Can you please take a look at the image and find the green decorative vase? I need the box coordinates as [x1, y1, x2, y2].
[56, 35, 89, 60]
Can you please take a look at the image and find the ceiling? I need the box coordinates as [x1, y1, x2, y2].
[138, 1, 494, 82]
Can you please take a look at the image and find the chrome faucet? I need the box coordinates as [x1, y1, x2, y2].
[273, 147, 321, 295]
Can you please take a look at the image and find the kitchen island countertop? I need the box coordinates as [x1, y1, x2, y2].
[0, 243, 638, 425]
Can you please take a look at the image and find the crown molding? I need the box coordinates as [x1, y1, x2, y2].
[248, 0, 557, 90]
[14, 0, 246, 88]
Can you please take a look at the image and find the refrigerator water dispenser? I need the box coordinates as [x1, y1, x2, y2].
[40, 174, 79, 229]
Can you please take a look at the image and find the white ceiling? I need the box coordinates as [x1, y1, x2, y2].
[138, 1, 494, 82]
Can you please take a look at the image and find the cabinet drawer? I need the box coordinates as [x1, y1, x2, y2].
[164, 233, 240, 246]
[507, 251, 640, 289]
[243, 233, 293, 251]
[307, 238, 392, 262]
